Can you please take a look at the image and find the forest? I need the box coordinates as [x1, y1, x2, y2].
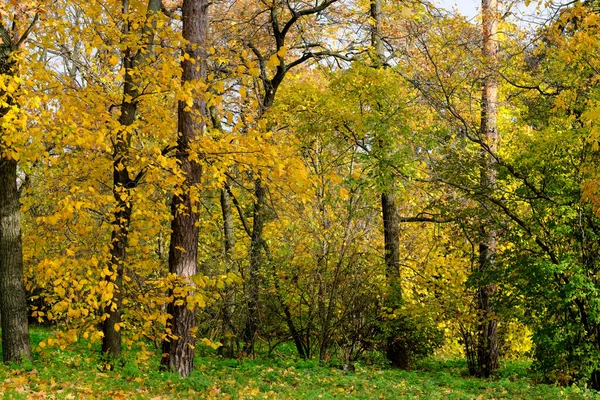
[2, 0, 600, 398]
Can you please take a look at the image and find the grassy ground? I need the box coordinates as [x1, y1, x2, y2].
[0, 327, 598, 399]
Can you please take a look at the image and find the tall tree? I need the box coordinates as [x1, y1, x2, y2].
[0, 4, 37, 363]
[369, 0, 408, 369]
[102, 0, 163, 359]
[239, 0, 339, 357]
[161, 0, 209, 376]
[475, 0, 500, 377]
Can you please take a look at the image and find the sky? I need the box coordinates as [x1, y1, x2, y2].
[435, 0, 552, 23]
[438, 0, 480, 18]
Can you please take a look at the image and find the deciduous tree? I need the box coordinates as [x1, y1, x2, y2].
[0, 1, 38, 363]
[161, 0, 209, 376]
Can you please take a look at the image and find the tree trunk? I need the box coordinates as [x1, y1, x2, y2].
[370, 0, 385, 66]
[219, 183, 235, 357]
[243, 178, 266, 356]
[102, 0, 162, 359]
[369, 0, 409, 369]
[474, 0, 500, 378]
[0, 158, 32, 363]
[0, 30, 32, 363]
[161, 0, 208, 377]
[213, 107, 237, 358]
[382, 191, 401, 298]
[382, 191, 408, 369]
[239, 1, 338, 358]
[102, 100, 134, 358]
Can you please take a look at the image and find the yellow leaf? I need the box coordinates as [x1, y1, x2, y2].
[67, 308, 81, 318]
[277, 46, 288, 58]
[331, 175, 343, 184]
[267, 54, 280, 68]
[339, 188, 350, 200]
[54, 286, 66, 298]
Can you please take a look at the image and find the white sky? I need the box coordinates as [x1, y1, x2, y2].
[435, 0, 552, 24]
[437, 0, 480, 18]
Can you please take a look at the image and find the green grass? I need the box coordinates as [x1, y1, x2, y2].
[0, 327, 598, 399]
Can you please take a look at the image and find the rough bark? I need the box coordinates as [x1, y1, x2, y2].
[382, 191, 401, 295]
[474, 0, 500, 378]
[219, 181, 235, 357]
[221, 184, 236, 260]
[0, 158, 32, 363]
[369, 0, 408, 369]
[382, 190, 408, 368]
[0, 21, 32, 364]
[102, 95, 134, 358]
[102, 0, 162, 359]
[161, 0, 208, 376]
[243, 178, 266, 356]
[370, 0, 385, 66]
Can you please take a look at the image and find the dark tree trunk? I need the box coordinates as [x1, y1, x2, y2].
[243, 178, 266, 356]
[161, 0, 208, 377]
[213, 107, 237, 358]
[102, 0, 162, 359]
[382, 191, 409, 368]
[317, 255, 330, 362]
[241, 0, 338, 358]
[102, 99, 134, 357]
[0, 158, 32, 363]
[0, 27, 32, 363]
[591, 369, 600, 391]
[474, 0, 500, 378]
[382, 191, 401, 297]
[369, 0, 408, 369]
[219, 183, 236, 357]
[221, 184, 236, 259]
[283, 303, 307, 359]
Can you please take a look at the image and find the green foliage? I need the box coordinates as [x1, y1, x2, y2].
[8, 0, 600, 393]
[1, 327, 598, 399]
[381, 302, 445, 367]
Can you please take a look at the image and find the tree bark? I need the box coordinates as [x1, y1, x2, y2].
[243, 178, 266, 356]
[474, 0, 500, 378]
[382, 190, 408, 368]
[0, 22, 32, 364]
[102, 101, 134, 358]
[0, 158, 32, 363]
[161, 0, 208, 376]
[370, 0, 385, 66]
[369, 0, 408, 369]
[219, 182, 235, 357]
[382, 191, 401, 297]
[102, 0, 162, 359]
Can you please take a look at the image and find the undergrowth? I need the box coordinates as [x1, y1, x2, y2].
[0, 327, 598, 399]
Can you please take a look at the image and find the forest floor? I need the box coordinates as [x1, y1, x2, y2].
[0, 327, 598, 399]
